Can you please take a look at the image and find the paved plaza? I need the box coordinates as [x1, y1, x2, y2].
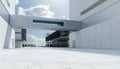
[0, 47, 120, 69]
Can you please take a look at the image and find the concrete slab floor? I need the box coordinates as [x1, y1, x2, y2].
[0, 47, 120, 69]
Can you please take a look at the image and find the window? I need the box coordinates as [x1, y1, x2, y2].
[81, 0, 107, 15]
[33, 20, 64, 26]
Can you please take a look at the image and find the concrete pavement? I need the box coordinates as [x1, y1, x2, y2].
[0, 47, 120, 69]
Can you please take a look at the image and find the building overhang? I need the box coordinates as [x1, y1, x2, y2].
[10, 15, 81, 31]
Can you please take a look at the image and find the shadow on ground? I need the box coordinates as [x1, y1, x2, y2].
[48, 47, 120, 56]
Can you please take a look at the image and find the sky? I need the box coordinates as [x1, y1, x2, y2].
[15, 0, 69, 46]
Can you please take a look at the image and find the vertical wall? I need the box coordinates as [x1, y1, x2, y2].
[14, 28, 23, 48]
[69, 0, 99, 20]
[69, 0, 120, 49]
[0, 16, 15, 49]
[1, 0, 16, 14]
[70, 17, 120, 49]
[69, 32, 77, 48]
[0, 0, 16, 49]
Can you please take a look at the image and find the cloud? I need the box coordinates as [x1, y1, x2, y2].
[18, 7, 25, 15]
[18, 5, 55, 18]
[26, 34, 45, 46]
[15, 0, 19, 5]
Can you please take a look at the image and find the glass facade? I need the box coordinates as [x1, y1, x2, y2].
[46, 31, 69, 47]
[21, 29, 26, 41]
[33, 20, 64, 26]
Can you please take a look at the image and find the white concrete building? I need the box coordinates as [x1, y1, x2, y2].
[69, 0, 120, 49]
[0, 0, 16, 49]
[0, 0, 27, 49]
[0, 0, 80, 49]
[1, 0, 120, 49]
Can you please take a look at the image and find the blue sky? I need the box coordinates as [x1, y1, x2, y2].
[16, 0, 69, 18]
[15, 0, 69, 46]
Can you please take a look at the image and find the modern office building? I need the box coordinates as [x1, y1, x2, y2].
[0, 0, 16, 49]
[0, 0, 120, 49]
[0, 0, 80, 49]
[15, 28, 26, 48]
[0, 0, 26, 49]
[46, 31, 69, 47]
[69, 0, 120, 49]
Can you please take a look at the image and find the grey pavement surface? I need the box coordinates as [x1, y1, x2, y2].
[0, 47, 120, 69]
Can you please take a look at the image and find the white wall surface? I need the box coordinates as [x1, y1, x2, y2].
[69, 0, 81, 20]
[70, 0, 98, 20]
[14, 28, 23, 48]
[15, 41, 22, 48]
[69, 32, 77, 48]
[11, 15, 81, 31]
[69, 0, 120, 49]
[9, 29, 15, 49]
[80, 0, 120, 20]
[81, 1, 120, 29]
[1, 0, 16, 14]
[0, 16, 15, 49]
[70, 0, 120, 21]
[70, 16, 120, 49]
[15, 28, 22, 40]
[15, 34, 21, 40]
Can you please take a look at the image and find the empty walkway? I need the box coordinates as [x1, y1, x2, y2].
[0, 47, 120, 69]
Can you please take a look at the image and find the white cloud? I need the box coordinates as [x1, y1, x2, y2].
[26, 34, 45, 46]
[18, 5, 55, 18]
[15, 0, 19, 5]
[18, 7, 25, 15]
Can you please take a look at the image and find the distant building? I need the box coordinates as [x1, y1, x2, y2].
[46, 31, 69, 47]
[15, 29, 27, 48]
[0, 0, 80, 49]
[23, 44, 36, 47]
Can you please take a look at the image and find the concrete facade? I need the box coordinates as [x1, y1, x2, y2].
[11, 15, 81, 31]
[0, 16, 15, 49]
[0, 0, 25, 49]
[69, 0, 120, 49]
[0, 0, 16, 49]
[14, 28, 23, 48]
[0, 0, 81, 49]
[1, 0, 120, 49]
